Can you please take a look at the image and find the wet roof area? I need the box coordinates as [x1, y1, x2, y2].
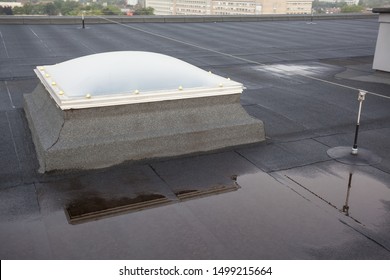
[1, 17, 390, 259]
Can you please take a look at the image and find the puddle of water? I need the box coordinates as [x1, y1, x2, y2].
[65, 176, 239, 224]
[280, 163, 390, 230]
[6, 165, 390, 259]
[254, 63, 330, 77]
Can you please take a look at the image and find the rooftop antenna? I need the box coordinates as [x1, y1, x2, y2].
[351, 90, 366, 155]
[310, 8, 313, 23]
[82, 11, 85, 29]
[307, 9, 316, 24]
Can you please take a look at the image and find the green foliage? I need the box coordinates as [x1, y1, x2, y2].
[133, 7, 154, 15]
[11, 0, 127, 16]
[12, 3, 52, 15]
[0, 6, 13, 15]
[12, 6, 23, 15]
[313, 0, 390, 9]
[44, 3, 59, 16]
[313, 0, 369, 13]
[101, 5, 122, 15]
[54, 0, 81, 15]
[312, 0, 345, 9]
[361, 0, 390, 7]
[340, 4, 364, 13]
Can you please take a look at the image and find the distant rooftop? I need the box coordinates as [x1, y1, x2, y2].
[0, 12, 378, 25]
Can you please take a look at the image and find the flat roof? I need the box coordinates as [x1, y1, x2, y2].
[1, 16, 390, 259]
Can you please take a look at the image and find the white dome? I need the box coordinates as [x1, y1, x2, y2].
[35, 51, 243, 110]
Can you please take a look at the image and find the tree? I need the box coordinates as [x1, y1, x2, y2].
[44, 3, 59, 16]
[12, 6, 23, 14]
[0, 6, 13, 15]
[341, 4, 364, 13]
[312, 0, 346, 13]
[59, 1, 81, 16]
[361, 0, 390, 8]
[11, 0, 130, 16]
[101, 5, 122, 15]
[133, 7, 154, 15]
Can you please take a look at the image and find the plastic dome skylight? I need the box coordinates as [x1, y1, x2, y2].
[35, 51, 243, 110]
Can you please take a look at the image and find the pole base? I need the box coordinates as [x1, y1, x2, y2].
[327, 146, 381, 166]
[351, 147, 358, 155]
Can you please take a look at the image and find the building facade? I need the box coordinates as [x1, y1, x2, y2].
[211, 1, 262, 15]
[286, 0, 313, 14]
[145, 0, 313, 15]
[317, 0, 359, 4]
[0, 2, 23, 8]
[146, 0, 173, 15]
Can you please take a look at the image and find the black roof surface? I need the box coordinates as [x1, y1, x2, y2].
[1, 16, 390, 259]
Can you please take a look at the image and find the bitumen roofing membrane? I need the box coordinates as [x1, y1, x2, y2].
[1, 16, 390, 259]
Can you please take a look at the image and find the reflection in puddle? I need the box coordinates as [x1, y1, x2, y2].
[342, 173, 353, 216]
[66, 193, 170, 224]
[65, 177, 239, 224]
[175, 184, 240, 201]
[281, 163, 390, 230]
